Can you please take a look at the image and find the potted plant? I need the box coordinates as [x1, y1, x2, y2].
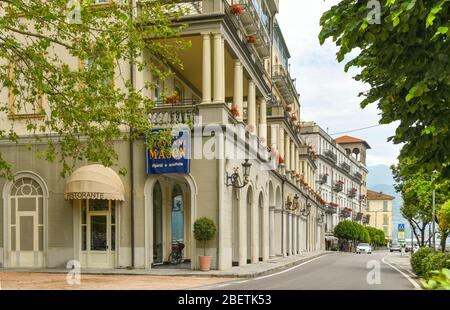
[193, 217, 217, 271]
[247, 35, 257, 44]
[230, 104, 240, 117]
[285, 105, 293, 112]
[230, 4, 244, 14]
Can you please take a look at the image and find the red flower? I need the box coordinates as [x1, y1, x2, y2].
[278, 155, 285, 165]
[290, 114, 298, 121]
[230, 104, 240, 117]
[230, 4, 244, 14]
[247, 35, 257, 43]
[286, 105, 293, 112]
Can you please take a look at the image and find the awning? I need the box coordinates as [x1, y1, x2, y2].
[65, 165, 125, 201]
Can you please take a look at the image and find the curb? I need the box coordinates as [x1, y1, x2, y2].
[0, 252, 330, 279]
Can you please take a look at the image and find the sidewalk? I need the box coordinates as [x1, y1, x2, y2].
[1, 251, 329, 279]
[383, 253, 419, 280]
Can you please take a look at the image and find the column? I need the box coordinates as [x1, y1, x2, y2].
[233, 60, 243, 120]
[290, 141, 295, 174]
[297, 215, 302, 254]
[285, 135, 290, 173]
[247, 80, 256, 134]
[288, 213, 292, 255]
[295, 148, 299, 176]
[279, 128, 285, 173]
[282, 210, 288, 257]
[213, 33, 225, 103]
[202, 34, 211, 103]
[269, 207, 275, 258]
[293, 215, 297, 255]
[270, 124, 278, 153]
[258, 98, 267, 145]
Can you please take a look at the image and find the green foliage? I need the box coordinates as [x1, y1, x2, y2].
[365, 226, 386, 247]
[320, 0, 450, 180]
[411, 247, 433, 276]
[422, 268, 450, 290]
[193, 217, 217, 256]
[422, 252, 450, 278]
[334, 221, 384, 250]
[334, 220, 360, 241]
[0, 0, 189, 178]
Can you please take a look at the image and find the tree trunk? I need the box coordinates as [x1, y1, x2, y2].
[441, 231, 449, 253]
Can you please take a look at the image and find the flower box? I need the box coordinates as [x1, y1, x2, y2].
[286, 105, 293, 112]
[230, 4, 244, 14]
[230, 104, 240, 117]
[166, 95, 180, 104]
[247, 35, 257, 44]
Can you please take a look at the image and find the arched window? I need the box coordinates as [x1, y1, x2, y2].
[171, 185, 184, 244]
[8, 176, 46, 267]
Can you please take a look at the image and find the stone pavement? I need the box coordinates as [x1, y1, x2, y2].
[1, 251, 329, 279]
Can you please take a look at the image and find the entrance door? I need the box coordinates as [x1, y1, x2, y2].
[9, 177, 45, 268]
[171, 185, 184, 257]
[80, 199, 116, 268]
[88, 213, 110, 267]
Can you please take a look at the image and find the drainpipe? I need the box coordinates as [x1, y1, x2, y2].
[129, 0, 136, 269]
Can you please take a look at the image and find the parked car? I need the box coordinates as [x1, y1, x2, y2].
[356, 243, 372, 254]
[390, 243, 401, 252]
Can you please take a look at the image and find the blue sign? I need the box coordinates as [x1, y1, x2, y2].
[146, 128, 190, 175]
[398, 224, 405, 232]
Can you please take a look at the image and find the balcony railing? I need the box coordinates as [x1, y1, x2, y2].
[319, 174, 328, 185]
[149, 99, 199, 128]
[333, 181, 343, 193]
[273, 65, 298, 104]
[340, 208, 352, 218]
[340, 162, 351, 173]
[347, 188, 357, 199]
[324, 150, 337, 162]
[363, 215, 370, 225]
[354, 171, 362, 181]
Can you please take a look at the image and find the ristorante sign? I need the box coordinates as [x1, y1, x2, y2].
[146, 128, 191, 175]
[65, 192, 106, 200]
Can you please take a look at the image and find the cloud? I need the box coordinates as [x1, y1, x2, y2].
[278, 0, 401, 166]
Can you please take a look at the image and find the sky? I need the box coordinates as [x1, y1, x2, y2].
[277, 0, 402, 167]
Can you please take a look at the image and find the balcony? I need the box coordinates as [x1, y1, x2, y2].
[149, 99, 199, 128]
[340, 208, 352, 219]
[319, 173, 328, 185]
[273, 65, 298, 104]
[326, 204, 337, 214]
[363, 215, 371, 225]
[324, 150, 337, 163]
[347, 188, 357, 199]
[340, 162, 350, 173]
[354, 212, 363, 222]
[354, 171, 362, 181]
[332, 181, 343, 193]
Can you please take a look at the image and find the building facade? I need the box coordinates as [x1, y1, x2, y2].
[366, 190, 395, 241]
[0, 0, 329, 271]
[300, 124, 371, 241]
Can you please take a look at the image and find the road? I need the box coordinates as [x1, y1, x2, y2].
[201, 251, 418, 290]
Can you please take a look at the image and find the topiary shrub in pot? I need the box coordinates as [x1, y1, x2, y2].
[411, 247, 433, 276]
[193, 217, 217, 271]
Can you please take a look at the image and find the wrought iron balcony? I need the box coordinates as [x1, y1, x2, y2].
[319, 173, 328, 185]
[324, 150, 337, 163]
[273, 65, 298, 104]
[347, 188, 357, 199]
[363, 214, 371, 225]
[354, 171, 362, 181]
[149, 99, 199, 128]
[340, 162, 351, 173]
[333, 181, 343, 193]
[340, 208, 352, 218]
[326, 204, 337, 214]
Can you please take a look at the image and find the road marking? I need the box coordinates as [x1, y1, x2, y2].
[253, 255, 327, 281]
[381, 256, 421, 289]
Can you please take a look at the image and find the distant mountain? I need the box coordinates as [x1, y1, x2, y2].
[367, 165, 409, 240]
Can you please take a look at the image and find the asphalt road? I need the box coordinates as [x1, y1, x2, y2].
[203, 252, 417, 290]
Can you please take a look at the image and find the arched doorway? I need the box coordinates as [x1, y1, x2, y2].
[258, 192, 264, 261]
[171, 184, 185, 256]
[3, 173, 48, 268]
[246, 186, 253, 264]
[153, 182, 164, 265]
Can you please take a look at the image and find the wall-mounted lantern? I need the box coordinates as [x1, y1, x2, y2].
[226, 159, 252, 189]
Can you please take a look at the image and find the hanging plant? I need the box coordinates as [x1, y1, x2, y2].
[296, 123, 302, 130]
[247, 35, 257, 44]
[278, 155, 285, 165]
[230, 4, 244, 14]
[285, 105, 293, 112]
[290, 114, 297, 121]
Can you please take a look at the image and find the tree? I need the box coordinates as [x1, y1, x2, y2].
[366, 226, 386, 248]
[0, 0, 189, 178]
[334, 220, 366, 250]
[319, 0, 450, 181]
[437, 200, 450, 252]
[393, 165, 449, 247]
[193, 217, 217, 256]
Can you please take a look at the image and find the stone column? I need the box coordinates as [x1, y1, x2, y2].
[202, 34, 211, 103]
[269, 207, 275, 258]
[259, 98, 267, 145]
[213, 33, 225, 103]
[293, 214, 297, 255]
[282, 210, 288, 257]
[279, 128, 285, 174]
[285, 136, 290, 175]
[297, 215, 302, 254]
[233, 60, 243, 120]
[288, 213, 293, 255]
[247, 80, 256, 134]
[290, 141, 295, 174]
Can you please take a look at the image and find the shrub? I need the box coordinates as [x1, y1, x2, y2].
[411, 247, 433, 276]
[422, 253, 450, 279]
[193, 217, 217, 256]
[422, 268, 450, 290]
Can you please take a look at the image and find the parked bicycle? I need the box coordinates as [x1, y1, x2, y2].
[169, 241, 185, 265]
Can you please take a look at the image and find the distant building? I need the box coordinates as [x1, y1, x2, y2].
[367, 190, 395, 240]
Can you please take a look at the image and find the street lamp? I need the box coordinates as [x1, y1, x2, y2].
[301, 201, 312, 217]
[317, 212, 325, 224]
[226, 159, 252, 189]
[286, 194, 300, 211]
